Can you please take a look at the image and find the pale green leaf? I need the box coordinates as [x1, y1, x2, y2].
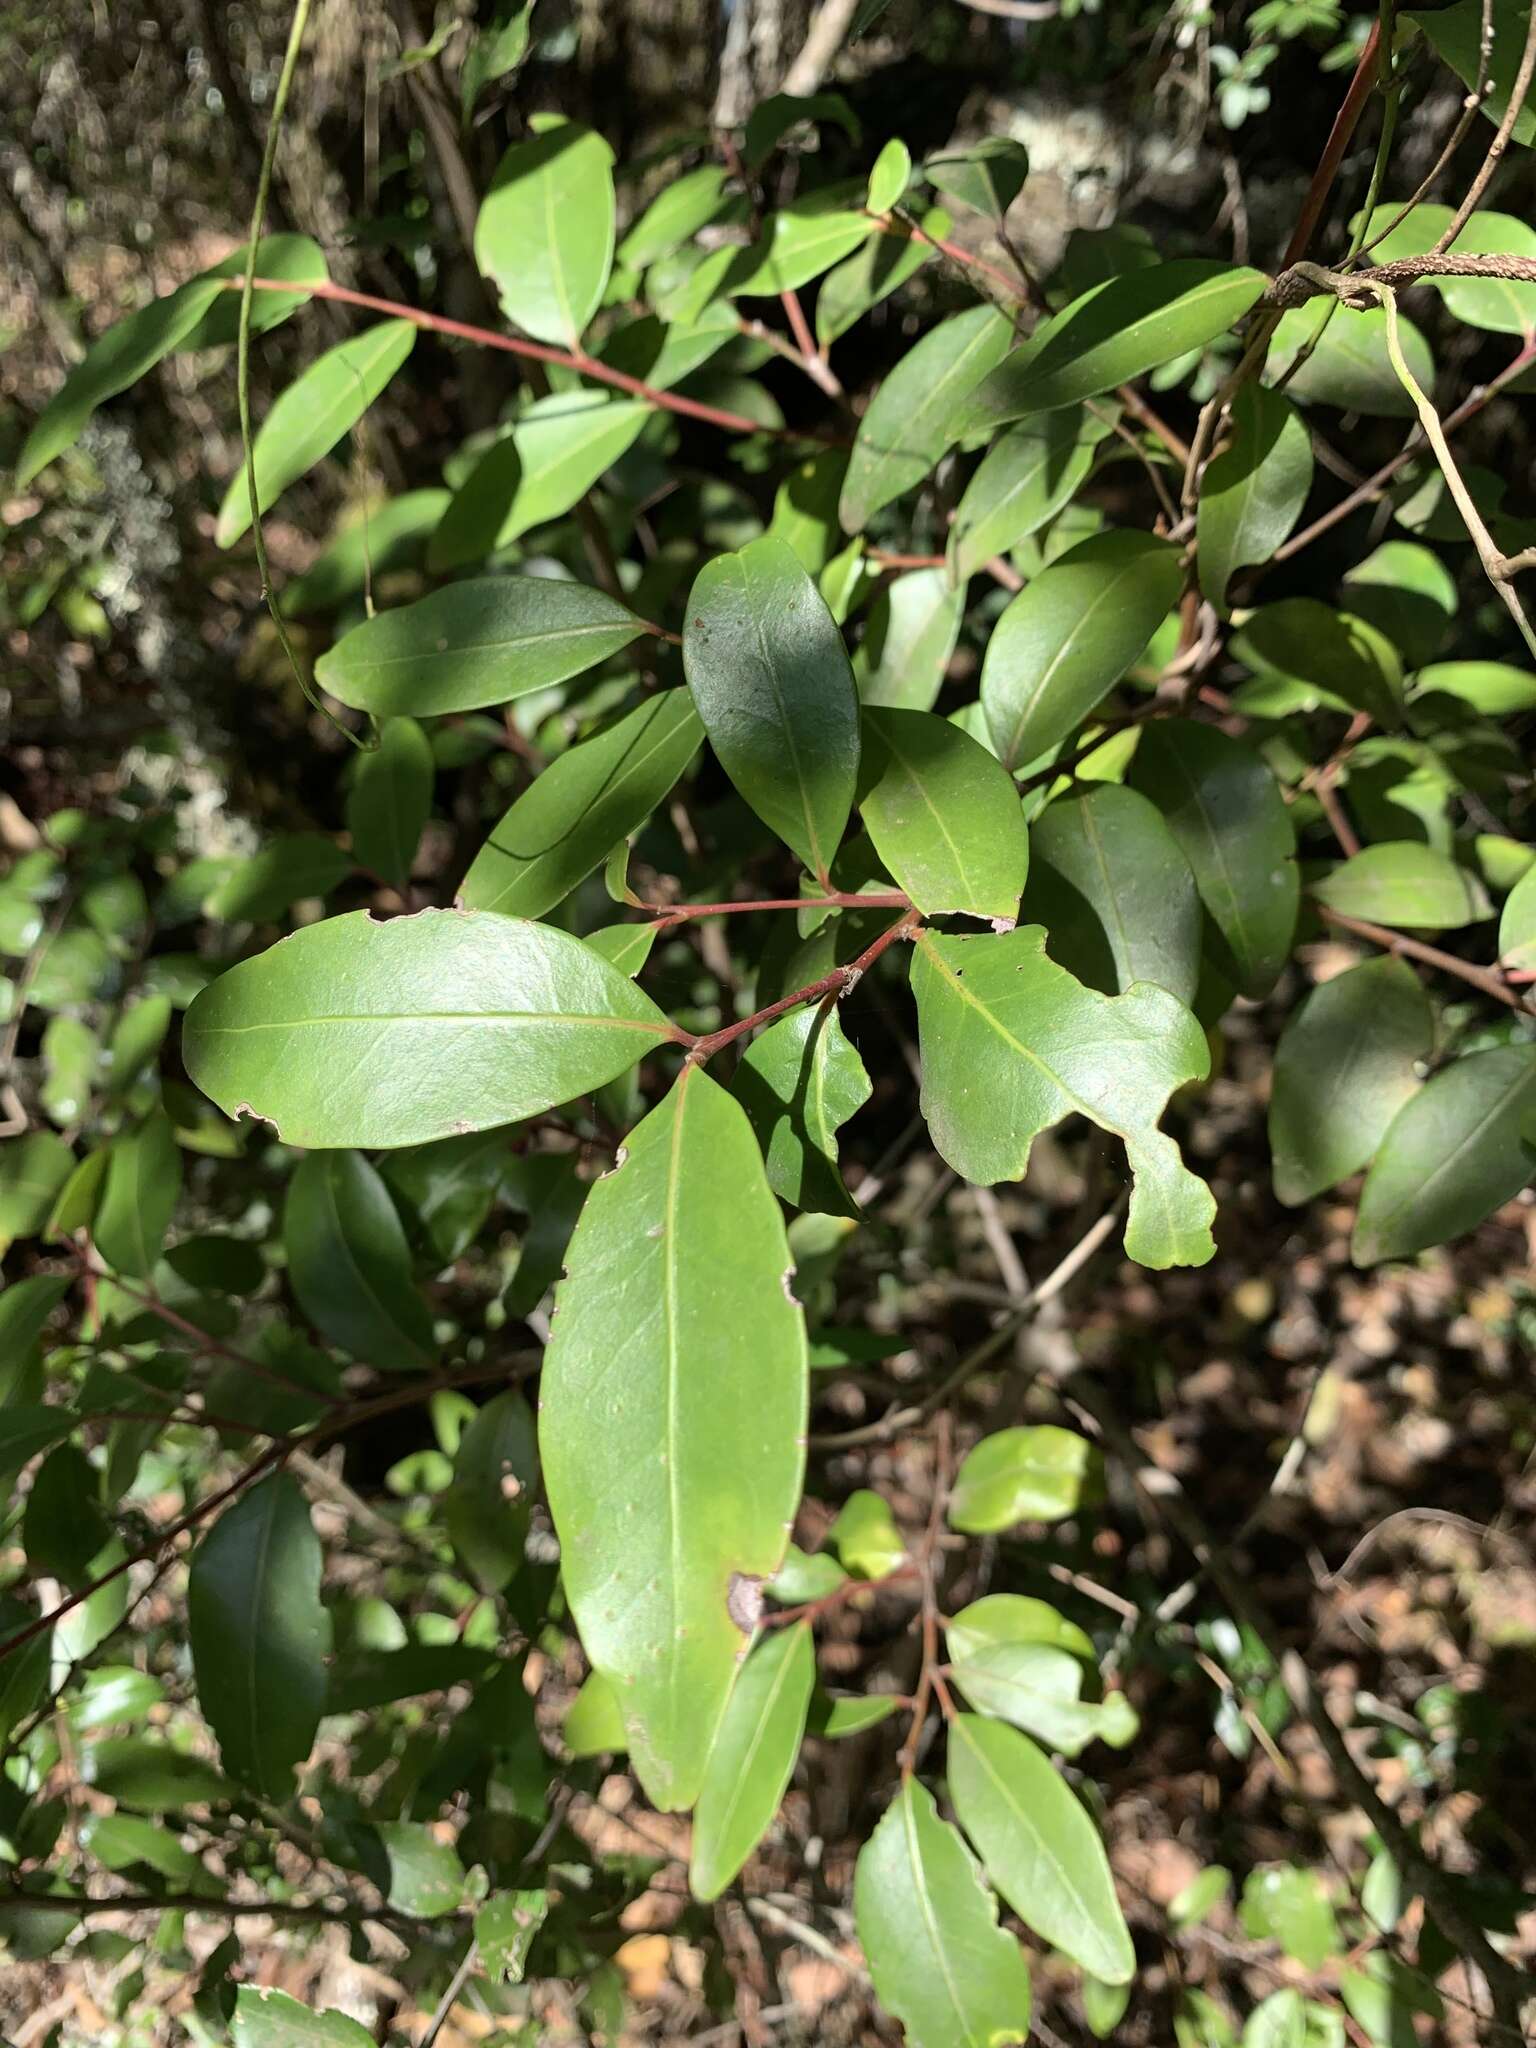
[564, 1667, 628, 1756]
[947, 1593, 1096, 1665]
[1239, 1865, 1340, 1970]
[952, 1642, 1137, 1755]
[911, 926, 1215, 1268]
[184, 909, 675, 1149]
[430, 394, 651, 567]
[1413, 660, 1536, 716]
[950, 407, 1114, 586]
[859, 708, 1028, 919]
[540, 1066, 807, 1809]
[477, 1888, 549, 1983]
[233, 1988, 374, 2048]
[690, 1621, 814, 1900]
[1266, 304, 1433, 417]
[284, 1151, 436, 1369]
[1499, 861, 1536, 971]
[720, 208, 876, 299]
[476, 121, 616, 345]
[852, 569, 964, 711]
[1312, 843, 1490, 930]
[1196, 384, 1313, 611]
[94, 1113, 181, 1280]
[1243, 1989, 1308, 2048]
[346, 717, 434, 890]
[867, 138, 912, 213]
[584, 921, 658, 976]
[735, 1001, 872, 1216]
[768, 448, 849, 573]
[828, 1490, 905, 1577]
[949, 1424, 1099, 1531]
[618, 166, 731, 267]
[376, 1819, 466, 1918]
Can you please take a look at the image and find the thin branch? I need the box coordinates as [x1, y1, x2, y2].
[779, 0, 862, 96]
[1279, 19, 1385, 269]
[647, 888, 909, 925]
[421, 1940, 481, 2048]
[681, 907, 922, 1064]
[1355, 0, 1495, 261]
[1431, 0, 1536, 253]
[1314, 903, 1531, 1012]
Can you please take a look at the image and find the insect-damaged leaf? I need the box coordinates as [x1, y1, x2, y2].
[910, 927, 1215, 1268]
[735, 1001, 872, 1216]
[689, 1620, 814, 1900]
[184, 910, 675, 1149]
[540, 1067, 807, 1810]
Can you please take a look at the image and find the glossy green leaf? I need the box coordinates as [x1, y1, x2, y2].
[1196, 384, 1314, 611]
[1499, 862, 1536, 972]
[852, 569, 964, 711]
[682, 536, 861, 880]
[949, 1713, 1135, 1983]
[911, 926, 1215, 1268]
[839, 305, 1014, 534]
[1406, 0, 1535, 146]
[233, 1989, 374, 2048]
[867, 137, 912, 213]
[1341, 540, 1457, 670]
[828, 1490, 906, 1577]
[1022, 784, 1202, 1005]
[1353, 1044, 1536, 1264]
[540, 1066, 807, 1809]
[564, 1668, 628, 1756]
[859, 709, 1028, 920]
[968, 261, 1265, 428]
[0, 1131, 75, 1252]
[1232, 601, 1404, 728]
[477, 1888, 549, 1983]
[94, 1112, 181, 1280]
[690, 1620, 814, 1900]
[459, 691, 701, 919]
[316, 575, 647, 718]
[346, 717, 433, 890]
[206, 833, 352, 923]
[950, 1425, 1098, 1531]
[950, 407, 1113, 586]
[431, 394, 651, 567]
[618, 165, 731, 267]
[949, 1593, 1095, 1664]
[814, 1691, 901, 1738]
[188, 1473, 330, 1798]
[854, 1776, 1032, 2048]
[1128, 721, 1298, 1000]
[1269, 958, 1433, 1206]
[721, 208, 875, 299]
[815, 205, 947, 345]
[584, 921, 658, 976]
[1413, 660, 1536, 716]
[215, 321, 416, 547]
[926, 138, 1030, 221]
[1312, 843, 1490, 930]
[284, 1150, 435, 1369]
[981, 532, 1181, 769]
[185, 909, 674, 1149]
[735, 1001, 871, 1216]
[443, 1389, 538, 1592]
[78, 1736, 229, 1812]
[1239, 1864, 1340, 1969]
[952, 1642, 1137, 1755]
[476, 121, 616, 344]
[1266, 304, 1433, 418]
[279, 489, 450, 615]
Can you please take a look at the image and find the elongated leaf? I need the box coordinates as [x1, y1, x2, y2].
[948, 1593, 1095, 1665]
[1408, 0, 1536, 147]
[215, 321, 416, 547]
[184, 909, 675, 1149]
[94, 1112, 181, 1280]
[1022, 784, 1201, 1005]
[1233, 601, 1404, 728]
[867, 138, 912, 213]
[911, 926, 1215, 1268]
[1353, 1044, 1536, 1265]
[430, 394, 651, 567]
[444, 1389, 538, 1592]
[1342, 540, 1457, 670]
[188, 1474, 330, 1799]
[815, 205, 947, 346]
[952, 1643, 1136, 1756]
[854, 1777, 1032, 2048]
[683, 536, 861, 880]
[476, 121, 616, 344]
[839, 305, 1014, 533]
[1128, 721, 1298, 1000]
[280, 489, 450, 616]
[1243, 1989, 1308, 2048]
[316, 576, 647, 717]
[1265, 304, 1433, 418]
[981, 532, 1181, 769]
[926, 138, 1030, 221]
[618, 165, 731, 267]
[735, 1002, 872, 1215]
[0, 1132, 74, 1253]
[1362, 203, 1536, 334]
[540, 1067, 807, 1809]
[967, 261, 1265, 428]
[233, 1988, 373, 2048]
[346, 717, 433, 889]
[180, 233, 331, 349]
[206, 833, 352, 923]
[1414, 660, 1536, 716]
[950, 1424, 1098, 1531]
[690, 1621, 814, 1900]
[1269, 958, 1433, 1206]
[460, 691, 701, 919]
[950, 407, 1113, 586]
[859, 708, 1028, 919]
[284, 1151, 435, 1370]
[721, 209, 875, 298]
[1196, 385, 1313, 611]
[1312, 843, 1490, 930]
[1499, 862, 1536, 972]
[949, 1712, 1135, 1983]
[852, 569, 964, 711]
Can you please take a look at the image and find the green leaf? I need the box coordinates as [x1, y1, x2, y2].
[1265, 304, 1433, 418]
[814, 1691, 901, 1737]
[744, 92, 860, 168]
[95, 1112, 181, 1280]
[540, 1066, 807, 1810]
[1406, 0, 1535, 147]
[0, 1131, 74, 1252]
[584, 921, 658, 976]
[346, 717, 434, 889]
[689, 1620, 814, 1900]
[181, 234, 331, 350]
[815, 205, 947, 346]
[279, 489, 451, 616]
[1353, 1044, 1536, 1265]
[1413, 660, 1536, 716]
[1312, 843, 1490, 930]
[1196, 385, 1314, 611]
[1168, 1865, 1232, 1928]
[564, 1668, 628, 1756]
[949, 407, 1114, 587]
[1242, 1989, 1308, 2048]
[950, 1424, 1099, 1531]
[24, 1443, 109, 1584]
[207, 832, 352, 924]
[40, 1014, 99, 1127]
[0, 1275, 71, 1370]
[460, 1, 533, 126]
[79, 1810, 203, 1882]
[376, 1819, 466, 1918]
[926, 138, 1030, 221]
[1239, 1865, 1340, 1970]
[184, 909, 674, 1149]
[1499, 861, 1536, 971]
[444, 1389, 538, 1592]
[105, 995, 173, 1099]
[968, 261, 1265, 428]
[0, 1407, 79, 1484]
[430, 394, 651, 567]
[618, 166, 731, 267]
[215, 321, 416, 547]
[459, 691, 701, 919]
[1022, 784, 1202, 1005]
[1232, 601, 1404, 729]
[948, 1713, 1135, 1984]
[981, 532, 1181, 769]
[911, 926, 1215, 1268]
[188, 1473, 331, 1799]
[1128, 721, 1298, 1000]
[326, 1643, 496, 1712]
[828, 1490, 906, 1577]
[1084, 1975, 1133, 2039]
[769, 449, 850, 573]
[852, 568, 964, 711]
[1269, 958, 1433, 1206]
[952, 1642, 1137, 1756]
[68, 1666, 167, 1733]
[79, 1737, 229, 1812]
[858, 709, 1029, 920]
[316, 575, 648, 718]
[854, 1776, 1033, 2048]
[839, 305, 1014, 533]
[476, 121, 616, 345]
[735, 1001, 872, 1216]
[947, 1593, 1096, 1665]
[233, 1988, 375, 2048]
[768, 1543, 848, 1603]
[1341, 540, 1458, 670]
[384, 1129, 508, 1262]
[1340, 1952, 1442, 2047]
[720, 209, 876, 299]
[285, 1150, 435, 1370]
[682, 536, 861, 880]
[867, 137, 912, 213]
[477, 1888, 549, 1983]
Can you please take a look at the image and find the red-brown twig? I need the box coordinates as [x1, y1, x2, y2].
[681, 906, 923, 1064]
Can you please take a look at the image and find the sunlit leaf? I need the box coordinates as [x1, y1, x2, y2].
[735, 1001, 871, 1216]
[859, 708, 1028, 920]
[476, 120, 616, 344]
[690, 1620, 814, 1900]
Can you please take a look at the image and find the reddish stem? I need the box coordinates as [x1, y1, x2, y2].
[769, 1561, 922, 1627]
[648, 888, 909, 925]
[682, 907, 922, 1063]
[1278, 20, 1384, 269]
